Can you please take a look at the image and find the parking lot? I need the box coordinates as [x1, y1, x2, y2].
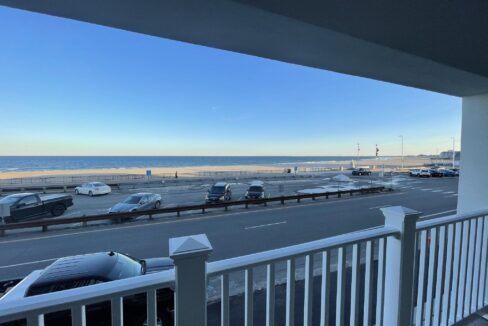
[0, 172, 460, 220]
[59, 174, 383, 217]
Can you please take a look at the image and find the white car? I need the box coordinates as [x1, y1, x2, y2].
[418, 169, 431, 178]
[409, 169, 420, 177]
[75, 182, 111, 196]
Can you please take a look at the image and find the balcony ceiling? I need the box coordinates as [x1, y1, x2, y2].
[1, 0, 488, 96]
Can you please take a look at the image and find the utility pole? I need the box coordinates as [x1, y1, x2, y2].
[357, 143, 360, 159]
[399, 135, 404, 169]
[452, 137, 456, 169]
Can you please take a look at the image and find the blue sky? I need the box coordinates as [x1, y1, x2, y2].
[0, 7, 461, 156]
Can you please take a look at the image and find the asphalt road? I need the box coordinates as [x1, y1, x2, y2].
[63, 173, 381, 217]
[0, 176, 458, 280]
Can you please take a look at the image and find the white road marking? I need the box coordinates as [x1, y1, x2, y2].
[443, 191, 455, 194]
[369, 205, 392, 210]
[0, 258, 59, 269]
[431, 190, 444, 193]
[245, 221, 287, 230]
[421, 209, 457, 218]
[420, 189, 433, 191]
[0, 192, 405, 245]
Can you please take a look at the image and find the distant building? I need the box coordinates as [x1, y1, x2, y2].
[439, 150, 461, 160]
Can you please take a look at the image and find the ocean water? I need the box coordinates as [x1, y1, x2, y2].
[0, 156, 374, 172]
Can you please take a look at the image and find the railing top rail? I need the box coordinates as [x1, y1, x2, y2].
[207, 226, 399, 276]
[416, 208, 488, 231]
[0, 269, 174, 323]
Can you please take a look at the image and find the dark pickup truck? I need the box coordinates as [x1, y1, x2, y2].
[0, 193, 73, 223]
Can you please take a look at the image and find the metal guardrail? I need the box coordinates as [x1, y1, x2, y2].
[0, 168, 340, 189]
[0, 186, 386, 236]
[0, 182, 125, 195]
[0, 174, 177, 187]
[0, 171, 355, 194]
[195, 168, 334, 177]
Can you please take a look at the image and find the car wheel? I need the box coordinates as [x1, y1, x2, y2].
[51, 204, 66, 217]
[74, 189, 79, 195]
[154, 201, 161, 209]
[88, 191, 93, 197]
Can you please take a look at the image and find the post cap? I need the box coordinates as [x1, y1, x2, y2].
[381, 206, 421, 229]
[380, 206, 420, 217]
[169, 234, 213, 259]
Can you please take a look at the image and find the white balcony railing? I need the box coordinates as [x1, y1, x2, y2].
[415, 209, 488, 325]
[0, 206, 487, 326]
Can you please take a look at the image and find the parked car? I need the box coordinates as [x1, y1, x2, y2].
[441, 169, 457, 177]
[352, 168, 372, 176]
[205, 182, 232, 203]
[409, 169, 420, 177]
[0, 193, 73, 223]
[418, 169, 431, 178]
[109, 193, 162, 214]
[75, 182, 111, 196]
[245, 181, 268, 199]
[452, 168, 460, 176]
[429, 169, 444, 177]
[0, 252, 174, 326]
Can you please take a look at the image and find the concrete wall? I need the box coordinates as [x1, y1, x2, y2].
[457, 93, 488, 213]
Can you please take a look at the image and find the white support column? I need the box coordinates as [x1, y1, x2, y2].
[381, 206, 420, 326]
[458, 93, 488, 213]
[170, 234, 213, 326]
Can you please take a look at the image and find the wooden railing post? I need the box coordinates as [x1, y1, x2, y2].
[170, 234, 213, 326]
[381, 206, 420, 326]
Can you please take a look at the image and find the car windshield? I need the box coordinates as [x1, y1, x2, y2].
[210, 186, 225, 194]
[249, 186, 263, 192]
[92, 182, 106, 187]
[0, 195, 21, 205]
[107, 254, 143, 280]
[123, 195, 142, 204]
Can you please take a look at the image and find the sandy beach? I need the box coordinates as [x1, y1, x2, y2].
[0, 156, 432, 181]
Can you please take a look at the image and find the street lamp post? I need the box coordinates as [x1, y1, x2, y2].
[452, 137, 456, 169]
[399, 135, 404, 169]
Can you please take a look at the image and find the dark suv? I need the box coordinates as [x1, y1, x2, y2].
[429, 169, 444, 177]
[352, 168, 372, 176]
[1, 252, 174, 326]
[205, 182, 232, 203]
[245, 183, 267, 199]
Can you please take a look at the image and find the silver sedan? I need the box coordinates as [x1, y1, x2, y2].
[109, 193, 162, 214]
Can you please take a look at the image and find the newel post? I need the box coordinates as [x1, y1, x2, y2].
[381, 206, 420, 326]
[170, 234, 213, 326]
